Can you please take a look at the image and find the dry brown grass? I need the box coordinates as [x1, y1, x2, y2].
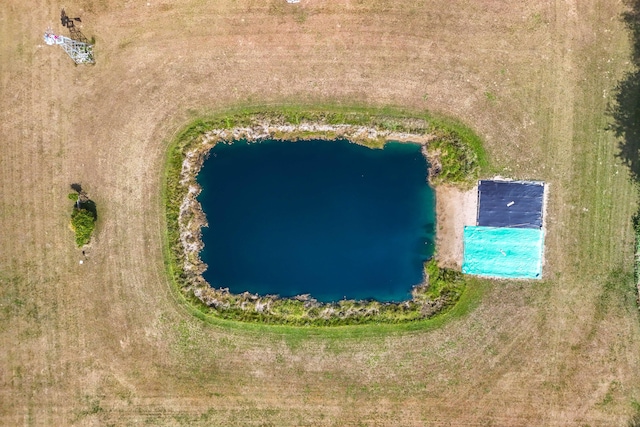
[1, 0, 640, 425]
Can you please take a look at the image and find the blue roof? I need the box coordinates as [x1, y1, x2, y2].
[462, 226, 544, 279]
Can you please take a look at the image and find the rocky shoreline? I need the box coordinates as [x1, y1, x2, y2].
[172, 121, 461, 323]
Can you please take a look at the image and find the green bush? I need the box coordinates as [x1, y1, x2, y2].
[71, 208, 96, 247]
[423, 259, 465, 299]
[427, 130, 481, 185]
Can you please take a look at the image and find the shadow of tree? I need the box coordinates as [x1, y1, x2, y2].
[610, 0, 640, 182]
[80, 199, 98, 221]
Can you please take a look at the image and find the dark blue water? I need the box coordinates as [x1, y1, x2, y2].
[197, 139, 435, 303]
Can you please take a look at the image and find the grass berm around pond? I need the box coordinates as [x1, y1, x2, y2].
[163, 106, 488, 326]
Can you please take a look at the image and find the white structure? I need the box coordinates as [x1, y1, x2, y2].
[44, 29, 94, 64]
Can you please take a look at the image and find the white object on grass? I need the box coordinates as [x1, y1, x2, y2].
[43, 28, 94, 64]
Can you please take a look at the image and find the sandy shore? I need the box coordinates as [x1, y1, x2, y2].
[434, 185, 478, 269]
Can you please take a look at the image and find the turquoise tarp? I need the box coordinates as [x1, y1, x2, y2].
[462, 226, 543, 279]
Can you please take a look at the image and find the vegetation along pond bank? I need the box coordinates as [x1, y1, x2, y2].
[164, 108, 487, 326]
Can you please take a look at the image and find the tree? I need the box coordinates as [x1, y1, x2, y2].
[70, 208, 96, 246]
[68, 184, 97, 247]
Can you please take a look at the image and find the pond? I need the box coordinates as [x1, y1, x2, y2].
[197, 138, 435, 303]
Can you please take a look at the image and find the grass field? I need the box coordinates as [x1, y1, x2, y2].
[1, 0, 640, 425]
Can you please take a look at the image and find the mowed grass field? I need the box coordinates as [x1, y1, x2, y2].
[1, 0, 640, 425]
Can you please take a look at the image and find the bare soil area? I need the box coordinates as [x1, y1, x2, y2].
[1, 0, 639, 426]
[435, 185, 477, 268]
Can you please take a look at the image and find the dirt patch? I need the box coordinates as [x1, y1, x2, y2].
[435, 185, 477, 269]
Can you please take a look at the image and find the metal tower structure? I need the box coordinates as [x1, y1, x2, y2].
[43, 10, 94, 64]
[44, 30, 94, 64]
